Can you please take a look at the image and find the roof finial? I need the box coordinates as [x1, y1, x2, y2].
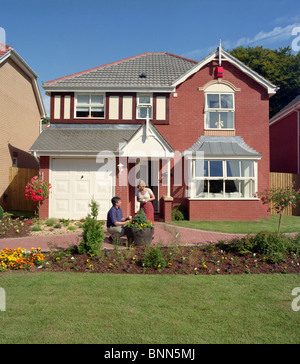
[219, 39, 222, 66]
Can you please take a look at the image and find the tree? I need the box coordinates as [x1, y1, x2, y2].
[78, 199, 104, 255]
[259, 184, 300, 234]
[229, 46, 300, 118]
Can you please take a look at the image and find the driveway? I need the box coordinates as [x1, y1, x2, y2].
[0, 222, 245, 251]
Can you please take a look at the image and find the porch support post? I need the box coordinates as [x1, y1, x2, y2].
[167, 158, 171, 197]
[163, 158, 173, 223]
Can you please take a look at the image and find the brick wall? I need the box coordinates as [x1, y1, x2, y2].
[188, 199, 268, 221]
[115, 157, 130, 217]
[39, 156, 50, 219]
[270, 112, 298, 173]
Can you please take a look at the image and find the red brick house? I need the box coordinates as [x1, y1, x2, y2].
[269, 95, 300, 174]
[30, 45, 278, 221]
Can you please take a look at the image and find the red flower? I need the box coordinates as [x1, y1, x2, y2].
[24, 176, 51, 204]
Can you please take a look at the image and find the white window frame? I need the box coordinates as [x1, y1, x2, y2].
[204, 92, 235, 130]
[136, 93, 153, 119]
[75, 93, 105, 119]
[189, 158, 258, 200]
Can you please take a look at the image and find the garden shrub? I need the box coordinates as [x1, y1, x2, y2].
[78, 199, 104, 256]
[142, 244, 167, 269]
[171, 205, 188, 221]
[221, 231, 299, 264]
[0, 205, 3, 220]
[290, 233, 300, 255]
[46, 217, 58, 226]
[253, 231, 289, 255]
[31, 225, 42, 232]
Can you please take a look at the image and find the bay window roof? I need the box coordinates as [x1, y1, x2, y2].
[186, 136, 262, 158]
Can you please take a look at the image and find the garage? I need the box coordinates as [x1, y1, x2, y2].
[51, 158, 114, 220]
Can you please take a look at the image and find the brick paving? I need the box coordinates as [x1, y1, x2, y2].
[0, 222, 245, 252]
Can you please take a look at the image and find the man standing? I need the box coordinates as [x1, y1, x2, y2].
[107, 196, 131, 241]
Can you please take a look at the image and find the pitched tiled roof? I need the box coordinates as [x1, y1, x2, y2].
[43, 52, 198, 89]
[29, 128, 137, 153]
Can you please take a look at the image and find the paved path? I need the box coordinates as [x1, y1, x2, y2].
[0, 222, 245, 251]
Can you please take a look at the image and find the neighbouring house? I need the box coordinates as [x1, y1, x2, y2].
[30, 45, 278, 221]
[0, 43, 46, 210]
[269, 95, 300, 174]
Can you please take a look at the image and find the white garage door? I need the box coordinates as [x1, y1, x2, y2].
[51, 158, 114, 220]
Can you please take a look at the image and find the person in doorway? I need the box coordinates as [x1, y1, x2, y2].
[136, 180, 155, 223]
[107, 196, 131, 242]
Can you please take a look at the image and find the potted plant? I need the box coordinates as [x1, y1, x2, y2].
[125, 209, 154, 245]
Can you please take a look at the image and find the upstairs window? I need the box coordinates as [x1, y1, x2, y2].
[205, 93, 235, 129]
[75, 94, 105, 118]
[137, 94, 152, 119]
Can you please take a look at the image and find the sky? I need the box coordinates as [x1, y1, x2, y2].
[1, 0, 300, 116]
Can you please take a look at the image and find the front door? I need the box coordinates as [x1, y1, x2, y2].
[138, 158, 160, 213]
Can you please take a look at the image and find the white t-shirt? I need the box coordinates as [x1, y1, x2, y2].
[136, 188, 153, 201]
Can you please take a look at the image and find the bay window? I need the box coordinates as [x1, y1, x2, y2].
[190, 159, 257, 199]
[75, 94, 105, 118]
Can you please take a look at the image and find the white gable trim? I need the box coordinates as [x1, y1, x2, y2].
[172, 47, 279, 96]
[119, 122, 174, 158]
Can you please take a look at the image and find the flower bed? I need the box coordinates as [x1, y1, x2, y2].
[0, 215, 84, 239]
[1, 231, 299, 275]
[0, 216, 32, 239]
[45, 243, 298, 275]
[0, 247, 45, 271]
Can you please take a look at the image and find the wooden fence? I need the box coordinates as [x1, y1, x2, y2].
[269, 172, 300, 216]
[8, 167, 39, 212]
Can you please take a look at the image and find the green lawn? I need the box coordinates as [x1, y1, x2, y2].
[0, 273, 299, 344]
[171, 215, 300, 234]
